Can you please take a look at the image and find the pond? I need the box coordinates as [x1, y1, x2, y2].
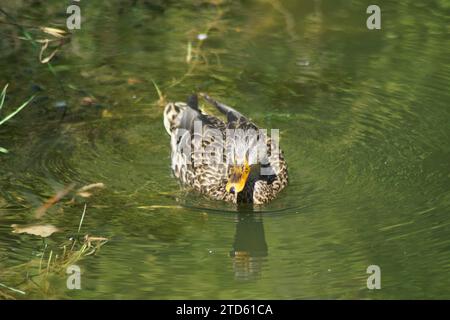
[0, 0, 449, 299]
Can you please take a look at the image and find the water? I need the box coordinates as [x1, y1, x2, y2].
[0, 0, 449, 299]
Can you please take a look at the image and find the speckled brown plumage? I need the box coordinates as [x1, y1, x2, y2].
[163, 94, 288, 205]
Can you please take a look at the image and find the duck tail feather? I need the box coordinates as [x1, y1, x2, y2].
[200, 93, 244, 123]
[186, 94, 199, 110]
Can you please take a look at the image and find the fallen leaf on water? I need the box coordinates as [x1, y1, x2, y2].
[35, 183, 76, 218]
[80, 96, 97, 106]
[127, 77, 142, 85]
[11, 224, 60, 238]
[40, 27, 67, 39]
[36, 27, 70, 64]
[84, 234, 109, 242]
[77, 183, 105, 198]
[77, 192, 92, 198]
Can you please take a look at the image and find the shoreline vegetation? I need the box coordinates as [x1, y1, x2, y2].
[1, 183, 107, 299]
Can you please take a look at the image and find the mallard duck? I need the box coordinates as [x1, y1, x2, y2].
[163, 93, 288, 204]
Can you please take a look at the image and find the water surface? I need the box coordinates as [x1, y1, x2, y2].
[0, 0, 449, 299]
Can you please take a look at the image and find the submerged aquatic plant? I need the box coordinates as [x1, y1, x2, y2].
[0, 184, 107, 299]
[0, 234, 107, 299]
[1, 203, 108, 299]
[0, 84, 34, 154]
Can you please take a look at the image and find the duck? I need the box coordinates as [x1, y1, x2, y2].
[163, 93, 288, 204]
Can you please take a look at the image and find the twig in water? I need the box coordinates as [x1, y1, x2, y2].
[186, 41, 192, 63]
[78, 203, 87, 234]
[0, 282, 26, 295]
[0, 83, 8, 112]
[46, 250, 53, 275]
[39, 243, 47, 272]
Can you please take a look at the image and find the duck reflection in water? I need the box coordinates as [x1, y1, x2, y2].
[230, 212, 268, 280]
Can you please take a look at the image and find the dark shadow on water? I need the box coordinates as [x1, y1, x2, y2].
[230, 212, 268, 281]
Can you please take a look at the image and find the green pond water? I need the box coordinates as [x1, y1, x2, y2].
[0, 0, 449, 299]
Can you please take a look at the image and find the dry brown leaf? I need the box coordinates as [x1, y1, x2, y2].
[77, 192, 92, 198]
[77, 183, 105, 198]
[81, 97, 97, 106]
[84, 234, 109, 242]
[40, 27, 67, 38]
[127, 78, 142, 85]
[11, 224, 60, 238]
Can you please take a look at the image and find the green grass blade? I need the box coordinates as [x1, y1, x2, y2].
[0, 95, 35, 126]
[0, 282, 26, 295]
[0, 84, 8, 112]
[152, 80, 163, 100]
[0, 146, 9, 154]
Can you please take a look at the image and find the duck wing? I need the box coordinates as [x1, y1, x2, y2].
[200, 93, 259, 131]
[164, 94, 226, 135]
[163, 95, 229, 193]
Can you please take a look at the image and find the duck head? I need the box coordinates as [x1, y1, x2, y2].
[226, 159, 251, 200]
